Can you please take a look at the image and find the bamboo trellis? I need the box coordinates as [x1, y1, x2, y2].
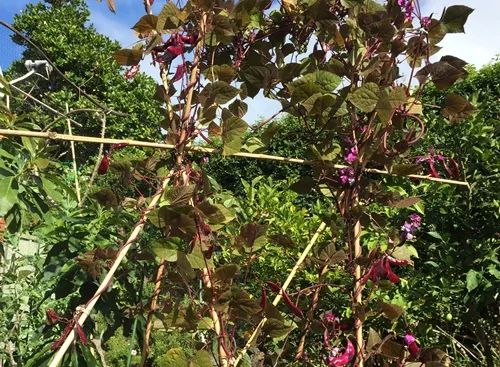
[0, 129, 470, 187]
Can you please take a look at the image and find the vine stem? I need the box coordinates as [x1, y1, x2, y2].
[0, 129, 470, 187]
[47, 170, 175, 367]
[233, 222, 327, 366]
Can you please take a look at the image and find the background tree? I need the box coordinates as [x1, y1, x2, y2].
[7, 0, 162, 157]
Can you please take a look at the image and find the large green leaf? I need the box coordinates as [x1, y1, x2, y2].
[375, 86, 407, 122]
[348, 82, 379, 113]
[466, 270, 480, 292]
[440, 5, 474, 33]
[113, 48, 143, 66]
[221, 116, 248, 155]
[200, 81, 240, 106]
[442, 93, 476, 123]
[162, 348, 189, 367]
[0, 177, 17, 216]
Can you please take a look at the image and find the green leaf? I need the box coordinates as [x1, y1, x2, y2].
[348, 82, 379, 113]
[0, 177, 17, 216]
[440, 5, 474, 33]
[190, 350, 213, 367]
[466, 270, 480, 292]
[262, 318, 295, 338]
[221, 116, 248, 155]
[187, 245, 212, 269]
[378, 302, 404, 320]
[380, 339, 405, 359]
[200, 81, 240, 106]
[212, 14, 235, 44]
[204, 65, 237, 83]
[132, 15, 157, 34]
[288, 70, 341, 103]
[151, 239, 180, 262]
[427, 231, 444, 242]
[367, 328, 381, 350]
[376, 87, 407, 122]
[389, 196, 421, 208]
[162, 348, 189, 367]
[289, 177, 315, 194]
[113, 48, 143, 66]
[391, 245, 418, 262]
[165, 184, 196, 206]
[156, 2, 184, 31]
[442, 93, 476, 123]
[391, 163, 422, 176]
[214, 264, 240, 283]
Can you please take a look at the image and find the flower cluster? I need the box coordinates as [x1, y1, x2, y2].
[421, 16, 431, 28]
[151, 33, 197, 65]
[124, 65, 140, 80]
[338, 167, 355, 186]
[404, 332, 421, 358]
[398, 0, 414, 22]
[416, 149, 461, 179]
[400, 213, 422, 241]
[360, 255, 410, 285]
[344, 145, 358, 164]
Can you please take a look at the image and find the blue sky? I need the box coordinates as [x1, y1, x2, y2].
[1, 0, 499, 123]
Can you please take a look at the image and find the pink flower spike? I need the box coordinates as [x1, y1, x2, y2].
[421, 16, 431, 28]
[404, 333, 421, 358]
[328, 339, 355, 366]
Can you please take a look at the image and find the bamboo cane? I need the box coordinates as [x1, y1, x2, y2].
[0, 129, 470, 187]
[233, 222, 327, 366]
[48, 170, 175, 367]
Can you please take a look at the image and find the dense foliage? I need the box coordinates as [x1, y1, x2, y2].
[0, 0, 498, 367]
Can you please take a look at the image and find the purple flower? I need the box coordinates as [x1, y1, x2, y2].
[421, 16, 431, 28]
[338, 168, 355, 186]
[324, 311, 336, 323]
[398, 0, 414, 22]
[409, 213, 421, 227]
[344, 146, 358, 164]
[404, 333, 421, 358]
[401, 213, 422, 240]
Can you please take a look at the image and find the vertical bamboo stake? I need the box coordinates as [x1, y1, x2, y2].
[234, 222, 327, 366]
[48, 171, 174, 367]
[65, 103, 81, 204]
[353, 219, 364, 367]
[139, 261, 166, 367]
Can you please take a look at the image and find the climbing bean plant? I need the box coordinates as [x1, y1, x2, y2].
[0, 0, 479, 366]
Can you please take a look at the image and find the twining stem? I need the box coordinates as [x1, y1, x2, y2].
[48, 170, 175, 367]
[234, 222, 327, 366]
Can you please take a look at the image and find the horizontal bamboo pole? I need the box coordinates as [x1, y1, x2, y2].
[0, 129, 469, 187]
[48, 170, 174, 367]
